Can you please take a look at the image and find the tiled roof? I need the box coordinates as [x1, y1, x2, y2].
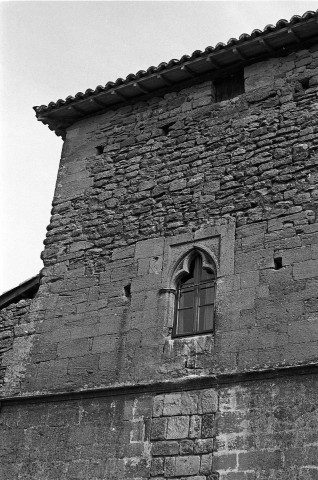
[34, 10, 318, 137]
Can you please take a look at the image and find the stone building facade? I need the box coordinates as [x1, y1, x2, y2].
[1, 10, 318, 480]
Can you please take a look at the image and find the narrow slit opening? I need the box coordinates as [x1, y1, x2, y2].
[300, 78, 310, 90]
[274, 257, 283, 270]
[124, 284, 131, 298]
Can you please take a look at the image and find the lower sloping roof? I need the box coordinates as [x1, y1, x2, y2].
[0, 275, 40, 310]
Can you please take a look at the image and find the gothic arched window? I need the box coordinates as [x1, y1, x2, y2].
[173, 253, 216, 337]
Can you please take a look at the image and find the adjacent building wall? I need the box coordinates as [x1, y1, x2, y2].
[1, 375, 317, 479]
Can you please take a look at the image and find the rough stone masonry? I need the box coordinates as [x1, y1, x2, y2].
[1, 10, 318, 480]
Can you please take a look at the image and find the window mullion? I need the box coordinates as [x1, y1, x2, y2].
[194, 256, 200, 284]
[193, 284, 199, 333]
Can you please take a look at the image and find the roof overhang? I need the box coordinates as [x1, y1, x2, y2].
[34, 11, 318, 139]
[0, 275, 40, 310]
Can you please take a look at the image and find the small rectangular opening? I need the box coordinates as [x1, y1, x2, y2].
[161, 122, 175, 135]
[215, 70, 245, 102]
[124, 284, 131, 298]
[96, 145, 104, 155]
[294, 78, 310, 95]
[274, 257, 283, 270]
[300, 78, 310, 90]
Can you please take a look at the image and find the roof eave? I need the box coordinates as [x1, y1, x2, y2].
[34, 12, 318, 139]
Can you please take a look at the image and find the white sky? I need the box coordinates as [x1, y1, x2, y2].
[1, 0, 317, 294]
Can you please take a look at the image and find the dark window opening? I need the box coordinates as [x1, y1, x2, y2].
[294, 78, 310, 94]
[96, 145, 104, 155]
[124, 284, 131, 298]
[185, 358, 196, 369]
[300, 78, 310, 90]
[161, 122, 175, 135]
[173, 254, 215, 338]
[215, 70, 245, 102]
[274, 257, 283, 270]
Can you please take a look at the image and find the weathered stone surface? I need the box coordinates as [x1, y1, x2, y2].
[199, 390, 218, 414]
[189, 415, 202, 439]
[151, 440, 179, 456]
[151, 417, 167, 440]
[166, 416, 190, 440]
[10, 51, 317, 391]
[175, 455, 201, 476]
[1, 34, 318, 480]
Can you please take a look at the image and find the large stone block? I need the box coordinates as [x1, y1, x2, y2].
[175, 455, 201, 476]
[293, 259, 318, 280]
[151, 440, 179, 456]
[135, 238, 165, 259]
[166, 416, 190, 439]
[151, 417, 168, 440]
[199, 390, 218, 414]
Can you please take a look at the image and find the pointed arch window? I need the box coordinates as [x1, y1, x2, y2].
[173, 254, 216, 337]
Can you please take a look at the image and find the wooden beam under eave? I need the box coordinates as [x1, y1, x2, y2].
[133, 82, 150, 94]
[232, 47, 248, 61]
[67, 105, 86, 116]
[90, 97, 107, 107]
[258, 37, 275, 52]
[205, 55, 221, 69]
[288, 27, 301, 43]
[181, 64, 196, 77]
[156, 73, 174, 86]
[111, 89, 128, 100]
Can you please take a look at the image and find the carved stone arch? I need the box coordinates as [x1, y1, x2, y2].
[159, 221, 235, 336]
[169, 246, 218, 290]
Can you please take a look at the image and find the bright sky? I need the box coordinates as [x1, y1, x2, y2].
[1, 0, 317, 294]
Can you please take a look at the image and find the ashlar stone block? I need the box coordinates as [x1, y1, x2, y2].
[163, 393, 183, 416]
[199, 390, 218, 414]
[166, 415, 190, 439]
[194, 438, 214, 454]
[135, 237, 165, 259]
[200, 453, 213, 475]
[164, 456, 176, 477]
[163, 391, 198, 416]
[179, 439, 194, 455]
[150, 457, 164, 477]
[152, 394, 165, 417]
[151, 440, 179, 456]
[189, 415, 202, 438]
[151, 417, 167, 440]
[175, 455, 201, 476]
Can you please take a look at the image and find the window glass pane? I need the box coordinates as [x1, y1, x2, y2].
[198, 305, 214, 332]
[201, 268, 214, 282]
[177, 308, 194, 335]
[199, 286, 214, 306]
[179, 289, 194, 309]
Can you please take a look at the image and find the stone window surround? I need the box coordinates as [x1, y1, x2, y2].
[159, 218, 236, 338]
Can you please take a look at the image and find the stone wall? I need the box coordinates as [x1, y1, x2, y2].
[1, 42, 318, 479]
[2, 44, 315, 395]
[1, 374, 317, 479]
[0, 299, 35, 389]
[150, 388, 217, 479]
